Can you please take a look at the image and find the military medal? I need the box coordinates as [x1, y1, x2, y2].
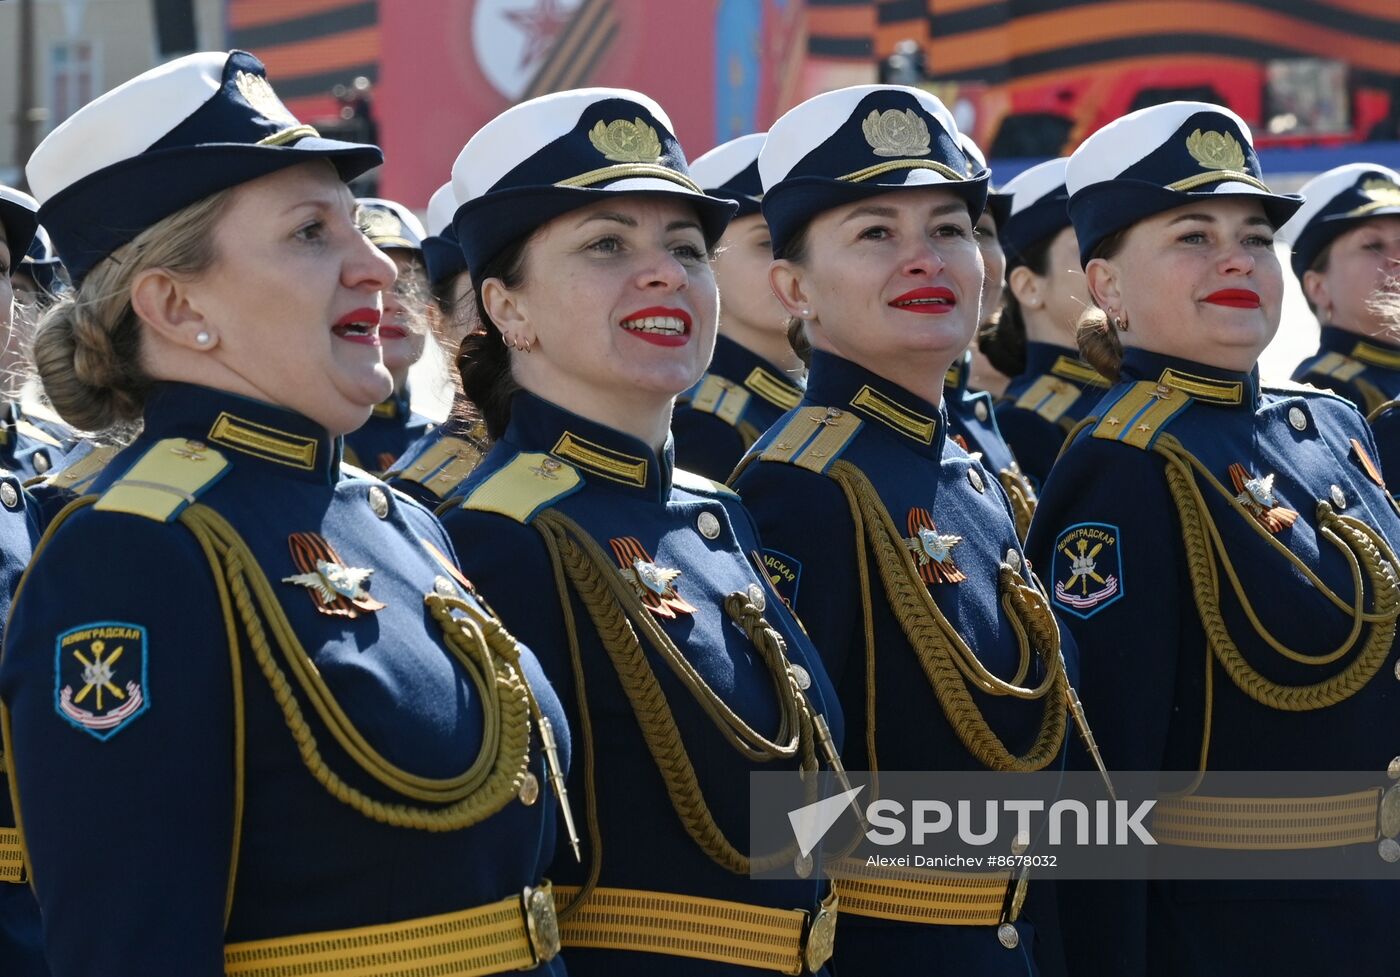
[1229, 464, 1298, 534]
[905, 508, 966, 584]
[610, 537, 696, 618]
[282, 532, 386, 617]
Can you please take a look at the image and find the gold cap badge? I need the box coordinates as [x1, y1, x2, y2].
[235, 70, 297, 126]
[360, 207, 402, 240]
[589, 118, 663, 163]
[1361, 178, 1400, 208]
[862, 109, 931, 158]
[1185, 128, 1247, 173]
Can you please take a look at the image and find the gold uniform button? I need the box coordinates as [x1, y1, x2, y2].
[1288, 406, 1307, 431]
[1330, 484, 1347, 509]
[968, 466, 985, 493]
[793, 851, 813, 878]
[433, 576, 455, 596]
[998, 922, 1020, 949]
[697, 511, 721, 539]
[0, 483, 17, 510]
[519, 772, 540, 806]
[1379, 838, 1400, 863]
[1388, 756, 1400, 780]
[368, 485, 390, 518]
[1005, 548, 1021, 571]
[975, 400, 989, 422]
[790, 663, 812, 690]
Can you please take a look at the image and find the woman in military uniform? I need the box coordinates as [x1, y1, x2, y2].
[438, 88, 846, 976]
[671, 133, 805, 481]
[731, 84, 1087, 975]
[0, 181, 47, 977]
[1280, 163, 1400, 417]
[1279, 164, 1400, 491]
[0, 186, 71, 479]
[386, 182, 494, 507]
[991, 158, 1107, 488]
[340, 197, 437, 475]
[938, 136, 1037, 536]
[1, 51, 569, 977]
[1027, 102, 1400, 977]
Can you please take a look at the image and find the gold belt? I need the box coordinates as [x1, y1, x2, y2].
[553, 885, 837, 975]
[0, 827, 24, 884]
[1152, 789, 1384, 850]
[830, 858, 1015, 927]
[223, 882, 559, 977]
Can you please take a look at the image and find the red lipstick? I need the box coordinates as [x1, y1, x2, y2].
[1203, 289, 1261, 309]
[619, 306, 692, 348]
[332, 307, 382, 346]
[889, 286, 956, 314]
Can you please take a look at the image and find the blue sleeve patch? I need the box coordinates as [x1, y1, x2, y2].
[55, 622, 149, 740]
[1050, 523, 1124, 619]
[762, 548, 802, 611]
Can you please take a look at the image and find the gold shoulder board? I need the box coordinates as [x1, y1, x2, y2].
[1090, 381, 1190, 450]
[94, 438, 230, 522]
[460, 452, 582, 523]
[672, 467, 739, 498]
[391, 436, 486, 499]
[39, 444, 121, 494]
[1309, 352, 1367, 383]
[757, 406, 862, 473]
[1013, 375, 1082, 424]
[686, 374, 751, 428]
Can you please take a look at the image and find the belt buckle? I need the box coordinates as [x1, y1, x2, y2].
[522, 881, 561, 964]
[802, 891, 838, 973]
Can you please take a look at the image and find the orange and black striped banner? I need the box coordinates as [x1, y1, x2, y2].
[812, 0, 1398, 90]
[522, 0, 620, 102]
[227, 0, 379, 114]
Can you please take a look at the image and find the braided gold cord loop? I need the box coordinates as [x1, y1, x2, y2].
[180, 504, 535, 830]
[1155, 438, 1400, 712]
[827, 462, 1068, 772]
[532, 510, 818, 876]
[997, 469, 1038, 542]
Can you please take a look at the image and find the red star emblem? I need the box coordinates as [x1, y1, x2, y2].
[504, 0, 573, 71]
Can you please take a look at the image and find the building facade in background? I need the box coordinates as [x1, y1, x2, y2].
[0, 0, 224, 186]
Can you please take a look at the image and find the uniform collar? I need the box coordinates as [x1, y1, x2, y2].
[708, 335, 804, 410]
[943, 349, 971, 395]
[1117, 348, 1258, 408]
[505, 390, 672, 502]
[807, 350, 946, 459]
[1024, 341, 1109, 388]
[140, 382, 341, 484]
[370, 382, 413, 421]
[1318, 325, 1400, 371]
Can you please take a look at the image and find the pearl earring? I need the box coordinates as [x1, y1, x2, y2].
[195, 331, 212, 346]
